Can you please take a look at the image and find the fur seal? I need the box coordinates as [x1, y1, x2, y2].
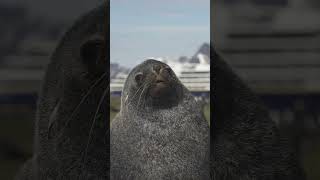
[15, 2, 109, 179]
[211, 48, 306, 180]
[110, 60, 210, 179]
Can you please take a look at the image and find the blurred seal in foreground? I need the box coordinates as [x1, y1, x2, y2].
[15, 2, 109, 179]
[110, 59, 210, 179]
[211, 47, 306, 180]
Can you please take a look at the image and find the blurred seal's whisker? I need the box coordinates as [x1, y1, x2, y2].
[82, 86, 109, 169]
[56, 72, 107, 139]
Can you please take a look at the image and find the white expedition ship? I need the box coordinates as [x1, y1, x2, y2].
[110, 53, 210, 95]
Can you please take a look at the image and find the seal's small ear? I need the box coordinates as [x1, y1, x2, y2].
[80, 36, 106, 78]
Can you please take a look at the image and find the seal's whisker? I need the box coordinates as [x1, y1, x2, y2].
[125, 84, 144, 106]
[56, 72, 107, 138]
[125, 81, 149, 108]
[82, 85, 109, 167]
[137, 82, 150, 110]
[136, 84, 146, 104]
[141, 84, 150, 108]
[142, 82, 152, 109]
[124, 88, 143, 112]
[103, 128, 110, 145]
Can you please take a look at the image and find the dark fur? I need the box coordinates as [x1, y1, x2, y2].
[15, 3, 109, 180]
[211, 48, 306, 180]
[110, 60, 210, 179]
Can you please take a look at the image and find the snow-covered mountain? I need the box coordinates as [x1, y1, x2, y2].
[190, 43, 210, 64]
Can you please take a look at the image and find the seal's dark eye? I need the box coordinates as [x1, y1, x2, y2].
[163, 67, 171, 73]
[135, 72, 143, 84]
[162, 67, 172, 76]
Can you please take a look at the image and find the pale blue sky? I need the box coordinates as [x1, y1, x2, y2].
[110, 0, 210, 68]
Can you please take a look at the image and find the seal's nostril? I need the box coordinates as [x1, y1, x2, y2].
[156, 79, 165, 83]
[156, 75, 166, 83]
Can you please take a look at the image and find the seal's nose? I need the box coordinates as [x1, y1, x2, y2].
[155, 75, 166, 83]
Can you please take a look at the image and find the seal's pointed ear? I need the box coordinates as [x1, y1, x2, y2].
[80, 36, 106, 78]
[47, 100, 61, 139]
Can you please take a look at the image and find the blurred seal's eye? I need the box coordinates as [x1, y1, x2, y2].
[163, 67, 171, 73]
[80, 36, 106, 78]
[135, 72, 143, 84]
[162, 67, 172, 76]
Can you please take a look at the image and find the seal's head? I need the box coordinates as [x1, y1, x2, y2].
[121, 59, 184, 110]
